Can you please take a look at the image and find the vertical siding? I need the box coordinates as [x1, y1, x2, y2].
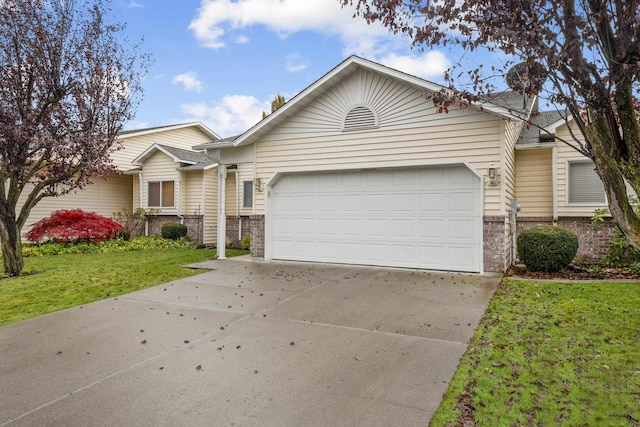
[555, 123, 603, 216]
[225, 170, 238, 215]
[112, 127, 215, 170]
[141, 151, 179, 215]
[515, 149, 553, 217]
[20, 172, 133, 236]
[133, 173, 140, 210]
[182, 170, 204, 215]
[202, 168, 218, 246]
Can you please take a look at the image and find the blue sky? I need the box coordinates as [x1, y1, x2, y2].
[114, 0, 501, 137]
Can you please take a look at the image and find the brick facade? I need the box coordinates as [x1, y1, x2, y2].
[516, 217, 615, 262]
[248, 215, 265, 257]
[225, 216, 253, 244]
[132, 215, 204, 246]
[483, 216, 509, 272]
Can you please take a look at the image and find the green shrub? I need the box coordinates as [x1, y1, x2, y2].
[161, 223, 188, 240]
[21, 236, 192, 257]
[517, 225, 579, 272]
[600, 228, 640, 267]
[241, 236, 250, 250]
[117, 230, 131, 241]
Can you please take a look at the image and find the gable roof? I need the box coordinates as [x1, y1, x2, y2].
[132, 143, 217, 170]
[119, 122, 221, 142]
[230, 56, 528, 148]
[518, 110, 568, 145]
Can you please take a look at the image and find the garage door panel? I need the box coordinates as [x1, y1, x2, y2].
[270, 166, 481, 272]
[419, 193, 446, 211]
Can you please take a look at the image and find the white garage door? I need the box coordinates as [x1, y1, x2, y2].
[268, 165, 482, 272]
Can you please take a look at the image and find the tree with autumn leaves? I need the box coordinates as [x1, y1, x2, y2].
[0, 0, 150, 276]
[341, 0, 640, 250]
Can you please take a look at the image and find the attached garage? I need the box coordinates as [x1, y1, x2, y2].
[266, 165, 482, 273]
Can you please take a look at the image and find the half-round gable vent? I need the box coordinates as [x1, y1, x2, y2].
[343, 105, 378, 132]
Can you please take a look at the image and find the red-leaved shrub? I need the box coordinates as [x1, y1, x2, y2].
[26, 209, 124, 244]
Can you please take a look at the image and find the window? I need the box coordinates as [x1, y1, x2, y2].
[243, 180, 253, 208]
[568, 161, 606, 204]
[148, 181, 175, 207]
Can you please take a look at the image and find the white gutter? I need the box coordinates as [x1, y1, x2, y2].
[552, 145, 558, 225]
[217, 165, 227, 259]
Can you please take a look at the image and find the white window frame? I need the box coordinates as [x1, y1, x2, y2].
[147, 180, 175, 208]
[242, 180, 253, 209]
[567, 160, 606, 205]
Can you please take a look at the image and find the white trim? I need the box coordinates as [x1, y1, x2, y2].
[132, 144, 198, 166]
[566, 159, 607, 206]
[233, 56, 515, 148]
[217, 165, 227, 259]
[119, 122, 220, 141]
[552, 146, 558, 223]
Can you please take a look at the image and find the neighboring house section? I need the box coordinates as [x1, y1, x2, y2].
[515, 113, 615, 261]
[196, 56, 534, 273]
[19, 122, 220, 244]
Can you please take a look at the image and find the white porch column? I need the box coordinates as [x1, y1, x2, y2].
[217, 165, 227, 259]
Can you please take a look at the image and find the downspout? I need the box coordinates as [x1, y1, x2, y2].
[552, 145, 558, 225]
[217, 165, 227, 259]
[236, 169, 242, 240]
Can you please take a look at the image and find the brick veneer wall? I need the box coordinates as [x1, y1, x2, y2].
[225, 216, 253, 244]
[484, 216, 508, 272]
[516, 216, 616, 262]
[249, 215, 265, 257]
[132, 215, 204, 246]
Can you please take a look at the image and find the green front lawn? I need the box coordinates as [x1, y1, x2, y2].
[0, 248, 246, 327]
[431, 279, 640, 426]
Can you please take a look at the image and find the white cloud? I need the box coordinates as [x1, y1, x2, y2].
[379, 52, 451, 80]
[128, 0, 143, 8]
[172, 72, 204, 93]
[189, 0, 392, 57]
[285, 53, 309, 73]
[179, 95, 270, 136]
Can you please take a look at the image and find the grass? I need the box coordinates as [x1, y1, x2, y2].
[0, 248, 247, 327]
[431, 279, 640, 427]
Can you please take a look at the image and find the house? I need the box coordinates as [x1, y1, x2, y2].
[19, 122, 222, 246]
[198, 56, 610, 273]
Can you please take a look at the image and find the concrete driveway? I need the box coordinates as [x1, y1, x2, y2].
[0, 258, 498, 426]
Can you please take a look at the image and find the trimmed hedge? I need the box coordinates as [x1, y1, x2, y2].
[517, 225, 579, 272]
[161, 222, 188, 240]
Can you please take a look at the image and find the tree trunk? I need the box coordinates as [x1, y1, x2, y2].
[0, 213, 24, 277]
[588, 114, 640, 250]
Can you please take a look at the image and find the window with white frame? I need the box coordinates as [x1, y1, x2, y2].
[243, 180, 253, 208]
[568, 161, 606, 204]
[148, 181, 175, 207]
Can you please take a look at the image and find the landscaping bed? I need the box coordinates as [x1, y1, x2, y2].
[506, 264, 640, 281]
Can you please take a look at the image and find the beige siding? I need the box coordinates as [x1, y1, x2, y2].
[112, 126, 215, 171]
[515, 149, 553, 217]
[503, 119, 523, 205]
[263, 68, 498, 139]
[555, 123, 603, 216]
[141, 151, 179, 215]
[237, 164, 255, 216]
[20, 172, 133, 236]
[225, 171, 238, 215]
[181, 171, 202, 215]
[133, 173, 141, 210]
[202, 168, 218, 245]
[255, 122, 504, 215]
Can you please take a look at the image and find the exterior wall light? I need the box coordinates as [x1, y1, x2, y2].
[488, 164, 499, 186]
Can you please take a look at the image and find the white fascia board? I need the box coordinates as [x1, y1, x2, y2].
[132, 144, 198, 166]
[119, 122, 221, 141]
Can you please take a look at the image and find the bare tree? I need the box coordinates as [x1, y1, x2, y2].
[0, 0, 150, 276]
[341, 0, 640, 248]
